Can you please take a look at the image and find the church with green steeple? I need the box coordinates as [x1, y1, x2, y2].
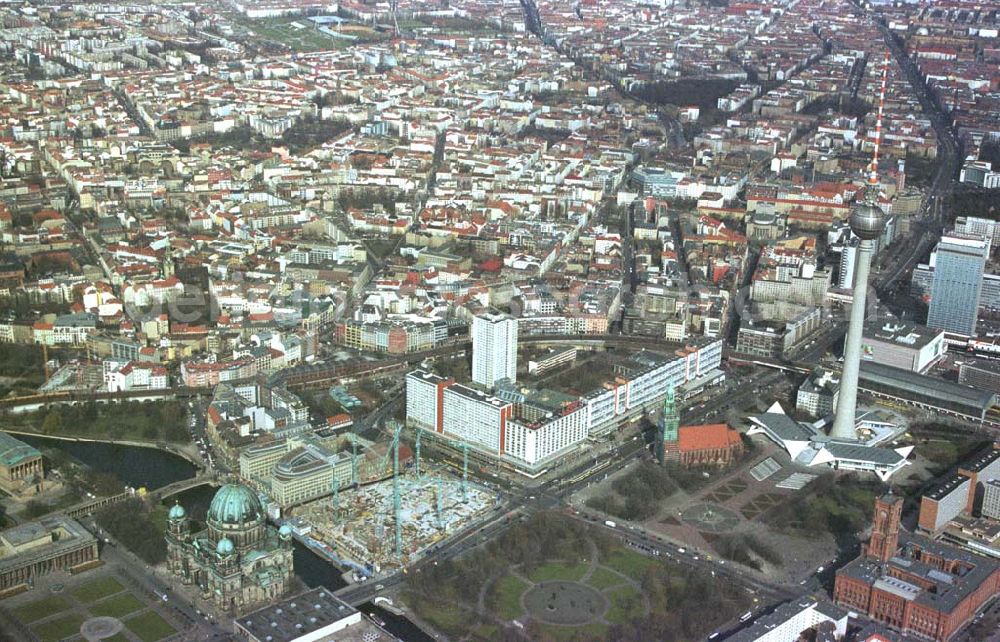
[658, 386, 680, 464]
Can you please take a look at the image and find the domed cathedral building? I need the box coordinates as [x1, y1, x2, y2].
[165, 483, 294, 613]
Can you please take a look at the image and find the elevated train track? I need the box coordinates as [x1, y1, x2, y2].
[0, 334, 685, 411]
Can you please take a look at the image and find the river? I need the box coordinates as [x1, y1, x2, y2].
[19, 434, 197, 490]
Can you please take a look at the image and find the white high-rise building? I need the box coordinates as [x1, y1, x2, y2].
[472, 313, 517, 388]
[837, 238, 858, 290]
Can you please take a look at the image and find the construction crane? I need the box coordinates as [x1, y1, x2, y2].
[414, 428, 423, 480]
[331, 473, 340, 521]
[388, 420, 404, 558]
[435, 476, 444, 530]
[449, 439, 471, 502]
[350, 432, 359, 487]
[389, 0, 400, 37]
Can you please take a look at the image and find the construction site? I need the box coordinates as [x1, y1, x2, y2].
[287, 422, 499, 573]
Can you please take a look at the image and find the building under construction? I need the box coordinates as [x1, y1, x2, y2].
[248, 421, 496, 573]
[293, 470, 493, 572]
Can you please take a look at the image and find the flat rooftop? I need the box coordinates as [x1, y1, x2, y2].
[960, 446, 1000, 475]
[234, 587, 394, 642]
[859, 361, 996, 412]
[864, 319, 942, 350]
[926, 473, 971, 502]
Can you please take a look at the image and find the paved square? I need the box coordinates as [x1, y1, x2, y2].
[1, 569, 180, 642]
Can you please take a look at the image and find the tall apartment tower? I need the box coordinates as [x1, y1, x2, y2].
[927, 234, 988, 337]
[866, 493, 903, 562]
[471, 312, 517, 388]
[837, 238, 859, 290]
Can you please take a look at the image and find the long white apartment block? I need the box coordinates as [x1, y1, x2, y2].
[406, 339, 723, 474]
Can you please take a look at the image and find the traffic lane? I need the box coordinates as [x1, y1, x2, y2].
[566, 513, 792, 601]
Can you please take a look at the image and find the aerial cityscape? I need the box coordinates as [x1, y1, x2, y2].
[0, 0, 998, 641]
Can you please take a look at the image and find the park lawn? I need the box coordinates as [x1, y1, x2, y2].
[527, 561, 589, 583]
[249, 20, 352, 51]
[586, 565, 626, 591]
[13, 595, 71, 623]
[605, 585, 645, 625]
[31, 613, 85, 642]
[469, 623, 498, 641]
[105, 634, 131, 642]
[412, 599, 470, 636]
[538, 622, 609, 641]
[126, 610, 176, 642]
[90, 592, 145, 618]
[490, 574, 529, 620]
[604, 548, 660, 579]
[72, 575, 125, 603]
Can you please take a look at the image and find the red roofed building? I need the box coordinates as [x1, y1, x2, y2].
[326, 414, 353, 430]
[673, 423, 744, 467]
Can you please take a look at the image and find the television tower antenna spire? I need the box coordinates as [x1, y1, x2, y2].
[866, 50, 890, 198]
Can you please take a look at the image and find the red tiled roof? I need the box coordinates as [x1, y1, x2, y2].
[677, 423, 742, 452]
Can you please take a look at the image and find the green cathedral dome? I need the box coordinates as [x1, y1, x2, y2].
[168, 503, 186, 520]
[207, 484, 263, 527]
[216, 537, 235, 556]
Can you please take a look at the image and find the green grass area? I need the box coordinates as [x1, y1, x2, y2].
[247, 19, 356, 52]
[125, 610, 177, 642]
[605, 585, 645, 624]
[31, 613, 85, 642]
[920, 440, 959, 466]
[13, 595, 71, 623]
[90, 592, 145, 618]
[405, 511, 751, 640]
[105, 634, 131, 642]
[604, 548, 661, 579]
[585, 566, 626, 591]
[490, 574, 529, 620]
[527, 562, 589, 583]
[469, 623, 498, 641]
[537, 622, 609, 641]
[409, 599, 470, 636]
[71, 576, 125, 603]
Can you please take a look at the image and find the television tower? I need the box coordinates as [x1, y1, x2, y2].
[830, 52, 890, 440]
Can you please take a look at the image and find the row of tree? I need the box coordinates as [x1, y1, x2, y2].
[763, 474, 881, 550]
[584, 461, 716, 522]
[710, 532, 782, 571]
[28, 400, 190, 444]
[96, 498, 167, 565]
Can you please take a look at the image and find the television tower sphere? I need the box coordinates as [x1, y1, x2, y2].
[849, 201, 886, 241]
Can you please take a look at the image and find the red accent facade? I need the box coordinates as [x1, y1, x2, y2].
[435, 379, 453, 433]
[834, 495, 1000, 642]
[867, 495, 903, 562]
